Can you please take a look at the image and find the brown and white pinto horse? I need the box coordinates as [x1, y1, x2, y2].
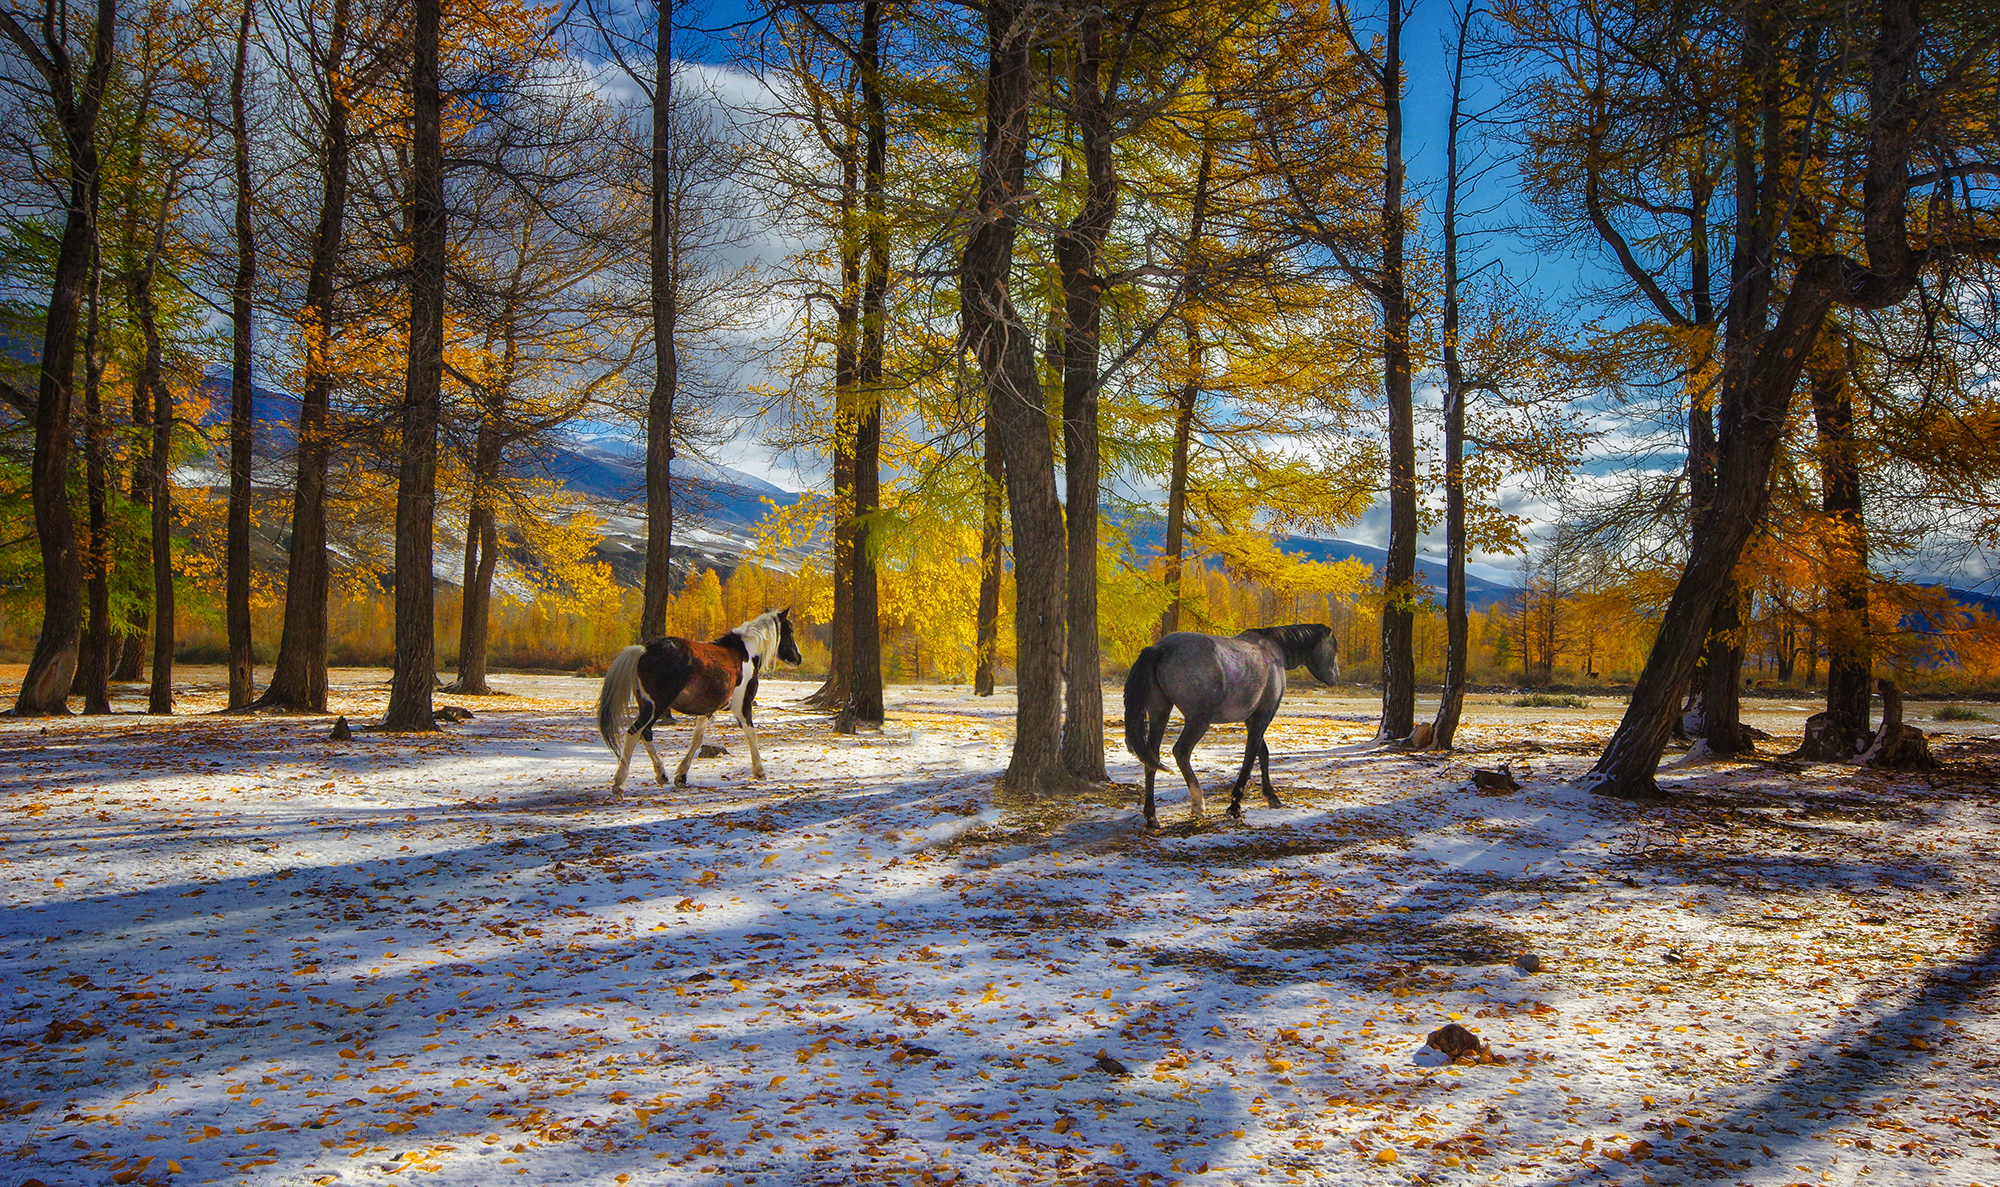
[596, 608, 803, 797]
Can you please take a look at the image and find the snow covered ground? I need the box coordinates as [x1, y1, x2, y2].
[3, 670, 1999, 1187]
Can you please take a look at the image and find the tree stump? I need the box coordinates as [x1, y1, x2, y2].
[1789, 712, 1873, 762]
[1861, 678, 1934, 770]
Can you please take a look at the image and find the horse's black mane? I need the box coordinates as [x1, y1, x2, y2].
[1240, 623, 1331, 663]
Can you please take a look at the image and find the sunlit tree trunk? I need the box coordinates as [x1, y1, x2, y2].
[640, 0, 678, 640]
[1058, 11, 1117, 781]
[963, 0, 1071, 792]
[845, 0, 888, 729]
[1375, 0, 1417, 743]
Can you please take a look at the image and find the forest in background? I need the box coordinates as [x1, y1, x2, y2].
[2, 0, 1998, 796]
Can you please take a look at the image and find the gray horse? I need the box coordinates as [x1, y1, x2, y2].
[1123, 624, 1340, 829]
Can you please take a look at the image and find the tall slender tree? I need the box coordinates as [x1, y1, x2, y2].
[224, 0, 257, 708]
[1056, 5, 1127, 781]
[640, 0, 679, 640]
[843, 0, 887, 730]
[381, 0, 447, 730]
[253, 0, 358, 713]
[961, 0, 1071, 792]
[2, 0, 117, 715]
[1428, 0, 1476, 749]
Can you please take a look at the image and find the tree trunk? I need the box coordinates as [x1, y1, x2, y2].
[381, 0, 445, 731]
[1792, 335, 1872, 760]
[963, 0, 1071, 793]
[1058, 12, 1116, 781]
[118, 315, 152, 688]
[254, 0, 349, 713]
[453, 422, 503, 694]
[1428, 4, 1473, 750]
[814, 142, 861, 716]
[639, 1, 677, 641]
[1159, 132, 1212, 640]
[225, 0, 258, 709]
[1698, 581, 1752, 752]
[76, 210, 111, 714]
[133, 256, 175, 715]
[1376, 0, 1417, 742]
[846, 0, 887, 729]
[973, 396, 1003, 696]
[7, 0, 116, 716]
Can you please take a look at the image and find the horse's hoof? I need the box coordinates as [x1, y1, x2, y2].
[1262, 794, 1283, 808]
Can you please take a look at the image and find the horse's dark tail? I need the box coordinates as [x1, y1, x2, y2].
[1124, 646, 1164, 770]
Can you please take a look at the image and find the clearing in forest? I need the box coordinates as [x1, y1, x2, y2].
[3, 670, 1999, 1187]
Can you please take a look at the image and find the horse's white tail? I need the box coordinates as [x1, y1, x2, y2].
[597, 645, 645, 754]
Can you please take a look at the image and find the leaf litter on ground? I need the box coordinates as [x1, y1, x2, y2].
[2, 669, 1999, 1186]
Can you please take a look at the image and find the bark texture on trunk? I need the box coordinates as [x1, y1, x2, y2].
[1376, 0, 1417, 742]
[225, 0, 257, 708]
[962, 0, 1071, 793]
[1794, 336, 1873, 760]
[973, 399, 1003, 696]
[381, 0, 445, 731]
[1697, 583, 1754, 751]
[640, 4, 677, 641]
[133, 257, 175, 715]
[814, 144, 861, 716]
[255, 0, 349, 713]
[6, 0, 116, 715]
[452, 413, 503, 694]
[1057, 13, 1117, 781]
[77, 218, 111, 714]
[845, 0, 887, 730]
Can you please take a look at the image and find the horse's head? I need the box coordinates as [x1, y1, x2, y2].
[1305, 630, 1340, 686]
[775, 607, 803, 666]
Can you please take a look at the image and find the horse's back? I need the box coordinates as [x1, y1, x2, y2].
[1151, 632, 1284, 723]
[639, 636, 746, 717]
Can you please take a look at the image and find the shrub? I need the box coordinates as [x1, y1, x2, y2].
[1513, 693, 1587, 709]
[1933, 704, 1991, 722]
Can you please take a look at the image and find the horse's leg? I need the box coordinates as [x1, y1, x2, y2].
[1229, 711, 1275, 819]
[1141, 701, 1171, 829]
[641, 728, 669, 785]
[611, 718, 640, 798]
[1172, 717, 1211, 820]
[625, 681, 666, 789]
[1258, 734, 1281, 808]
[735, 706, 765, 779]
[675, 715, 709, 786]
